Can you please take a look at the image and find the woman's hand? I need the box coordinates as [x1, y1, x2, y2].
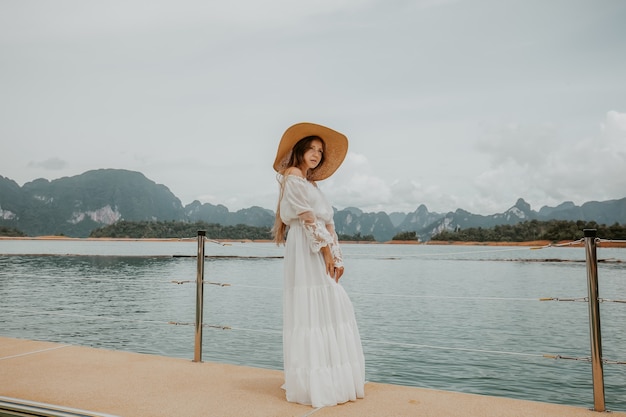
[334, 265, 344, 282]
[321, 246, 344, 283]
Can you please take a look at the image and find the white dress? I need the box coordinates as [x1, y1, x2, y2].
[279, 175, 365, 408]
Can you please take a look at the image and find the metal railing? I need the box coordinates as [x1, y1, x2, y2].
[193, 230, 206, 363]
[187, 228, 618, 412]
[0, 396, 120, 417]
[584, 229, 604, 412]
[1, 228, 622, 412]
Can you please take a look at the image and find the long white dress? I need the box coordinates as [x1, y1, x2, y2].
[279, 175, 365, 408]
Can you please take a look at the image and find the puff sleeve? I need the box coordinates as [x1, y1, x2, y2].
[281, 176, 335, 254]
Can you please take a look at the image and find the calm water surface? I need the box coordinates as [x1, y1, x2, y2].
[1, 239, 625, 411]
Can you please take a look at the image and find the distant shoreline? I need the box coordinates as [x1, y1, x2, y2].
[2, 236, 625, 248]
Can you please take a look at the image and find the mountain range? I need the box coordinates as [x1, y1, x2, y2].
[1, 169, 625, 241]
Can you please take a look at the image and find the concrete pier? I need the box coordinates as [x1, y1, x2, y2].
[1, 336, 623, 417]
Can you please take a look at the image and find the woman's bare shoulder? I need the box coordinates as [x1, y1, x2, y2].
[284, 167, 305, 178]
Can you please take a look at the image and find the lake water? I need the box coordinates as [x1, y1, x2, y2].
[1, 239, 625, 411]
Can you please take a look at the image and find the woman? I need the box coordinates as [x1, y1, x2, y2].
[272, 122, 365, 408]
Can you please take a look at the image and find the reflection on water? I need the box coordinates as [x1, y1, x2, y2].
[1, 240, 625, 411]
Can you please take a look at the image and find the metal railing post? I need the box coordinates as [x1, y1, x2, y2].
[193, 230, 206, 363]
[584, 229, 605, 411]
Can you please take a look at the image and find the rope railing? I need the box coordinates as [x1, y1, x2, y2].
[363, 339, 624, 365]
[176, 279, 626, 306]
[4, 304, 624, 366]
[0, 306, 184, 327]
[171, 279, 544, 301]
[173, 279, 613, 304]
[241, 239, 579, 259]
[540, 297, 589, 302]
[171, 279, 230, 286]
[174, 237, 231, 246]
[598, 238, 626, 244]
[599, 298, 626, 304]
[3, 235, 618, 261]
[531, 238, 585, 249]
[543, 354, 626, 365]
[169, 321, 231, 330]
[541, 297, 626, 304]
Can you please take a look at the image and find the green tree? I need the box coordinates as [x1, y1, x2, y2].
[392, 231, 418, 241]
[0, 226, 27, 237]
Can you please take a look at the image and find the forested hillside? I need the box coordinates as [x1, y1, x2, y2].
[431, 220, 626, 242]
[89, 221, 272, 240]
[88, 220, 377, 241]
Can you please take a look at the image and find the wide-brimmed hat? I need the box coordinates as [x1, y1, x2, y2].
[273, 122, 348, 181]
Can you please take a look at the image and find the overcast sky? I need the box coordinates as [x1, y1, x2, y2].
[1, 0, 625, 215]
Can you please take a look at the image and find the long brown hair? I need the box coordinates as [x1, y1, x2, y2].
[271, 136, 326, 244]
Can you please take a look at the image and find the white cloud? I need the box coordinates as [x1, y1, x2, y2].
[473, 111, 626, 211]
[475, 123, 560, 169]
[323, 152, 460, 214]
[601, 110, 626, 148]
[325, 152, 392, 211]
[27, 157, 68, 171]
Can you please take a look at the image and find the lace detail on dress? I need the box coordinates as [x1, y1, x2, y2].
[330, 233, 344, 268]
[301, 218, 334, 253]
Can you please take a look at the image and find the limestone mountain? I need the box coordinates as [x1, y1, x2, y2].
[0, 169, 185, 237]
[538, 199, 626, 224]
[334, 207, 397, 242]
[1, 169, 626, 240]
[186, 200, 274, 227]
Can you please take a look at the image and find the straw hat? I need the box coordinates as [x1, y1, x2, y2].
[273, 122, 348, 181]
